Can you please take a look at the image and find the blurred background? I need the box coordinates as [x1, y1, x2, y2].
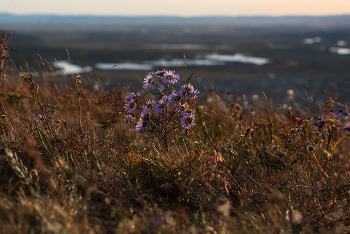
[1, 0, 350, 110]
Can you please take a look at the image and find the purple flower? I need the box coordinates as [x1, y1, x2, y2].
[154, 101, 167, 113]
[124, 101, 137, 113]
[313, 116, 323, 121]
[176, 104, 187, 112]
[343, 111, 349, 116]
[169, 90, 182, 105]
[136, 119, 149, 136]
[331, 109, 349, 120]
[317, 120, 325, 130]
[140, 109, 151, 122]
[181, 83, 199, 99]
[124, 115, 133, 125]
[158, 81, 170, 92]
[153, 70, 165, 77]
[331, 111, 342, 120]
[161, 95, 170, 104]
[343, 125, 350, 131]
[183, 108, 195, 116]
[260, 146, 268, 155]
[34, 115, 45, 122]
[144, 100, 156, 109]
[181, 113, 196, 129]
[161, 70, 180, 84]
[125, 93, 136, 102]
[143, 72, 155, 89]
[312, 116, 325, 131]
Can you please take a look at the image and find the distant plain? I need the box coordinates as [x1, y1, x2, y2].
[2, 14, 350, 109]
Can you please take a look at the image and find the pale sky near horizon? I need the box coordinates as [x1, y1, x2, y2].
[1, 0, 350, 17]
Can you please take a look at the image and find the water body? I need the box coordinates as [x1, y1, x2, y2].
[329, 47, 350, 55]
[21, 61, 93, 78]
[95, 63, 153, 70]
[302, 37, 350, 55]
[143, 43, 234, 50]
[95, 53, 270, 71]
[202, 53, 270, 66]
[52, 60, 93, 75]
[303, 37, 322, 44]
[143, 44, 209, 50]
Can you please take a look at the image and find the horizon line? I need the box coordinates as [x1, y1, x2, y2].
[1, 12, 350, 18]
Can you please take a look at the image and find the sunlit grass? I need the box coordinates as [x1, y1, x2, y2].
[1, 32, 350, 233]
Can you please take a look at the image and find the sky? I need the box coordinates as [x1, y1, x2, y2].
[1, 0, 350, 17]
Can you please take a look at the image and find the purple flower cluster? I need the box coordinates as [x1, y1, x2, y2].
[181, 84, 200, 99]
[136, 109, 152, 136]
[143, 70, 181, 92]
[125, 93, 136, 102]
[330, 109, 349, 120]
[312, 116, 325, 131]
[123, 93, 137, 128]
[124, 93, 137, 113]
[135, 119, 149, 136]
[125, 70, 199, 136]
[312, 108, 350, 133]
[124, 115, 133, 125]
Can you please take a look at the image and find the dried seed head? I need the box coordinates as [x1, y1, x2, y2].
[33, 83, 39, 91]
[73, 78, 81, 83]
